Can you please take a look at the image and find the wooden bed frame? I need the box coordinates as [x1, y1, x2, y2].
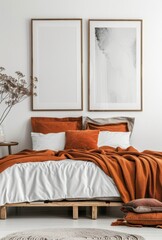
[0, 201, 123, 220]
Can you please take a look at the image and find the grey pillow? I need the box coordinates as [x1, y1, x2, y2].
[121, 198, 162, 213]
[83, 116, 135, 133]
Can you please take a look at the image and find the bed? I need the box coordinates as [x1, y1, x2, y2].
[1, 116, 162, 220]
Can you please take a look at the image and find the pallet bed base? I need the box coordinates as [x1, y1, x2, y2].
[0, 201, 122, 220]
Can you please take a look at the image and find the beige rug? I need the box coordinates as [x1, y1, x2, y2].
[0, 228, 145, 240]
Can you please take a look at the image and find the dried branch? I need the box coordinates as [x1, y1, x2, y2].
[0, 67, 37, 125]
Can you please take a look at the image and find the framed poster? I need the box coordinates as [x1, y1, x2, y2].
[31, 19, 83, 111]
[88, 19, 142, 111]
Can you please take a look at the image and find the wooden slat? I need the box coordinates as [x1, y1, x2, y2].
[92, 206, 97, 220]
[109, 202, 123, 206]
[0, 206, 7, 220]
[73, 206, 78, 219]
[5, 201, 122, 207]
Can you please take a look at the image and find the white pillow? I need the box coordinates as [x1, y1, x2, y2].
[31, 132, 65, 151]
[98, 131, 131, 148]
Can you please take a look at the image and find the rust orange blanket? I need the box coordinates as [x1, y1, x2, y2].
[0, 146, 162, 203]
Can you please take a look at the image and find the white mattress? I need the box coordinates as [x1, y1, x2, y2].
[0, 159, 120, 206]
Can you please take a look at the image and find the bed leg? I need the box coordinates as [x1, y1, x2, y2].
[0, 206, 7, 220]
[73, 206, 78, 219]
[92, 206, 97, 220]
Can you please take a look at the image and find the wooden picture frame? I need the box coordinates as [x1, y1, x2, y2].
[88, 19, 142, 111]
[31, 19, 83, 111]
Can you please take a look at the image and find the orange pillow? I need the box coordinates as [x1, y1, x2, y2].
[86, 122, 128, 132]
[125, 212, 162, 226]
[32, 121, 79, 134]
[65, 130, 99, 150]
[31, 117, 82, 133]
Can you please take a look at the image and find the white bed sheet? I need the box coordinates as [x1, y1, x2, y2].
[0, 159, 120, 206]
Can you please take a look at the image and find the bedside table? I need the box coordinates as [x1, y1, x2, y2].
[0, 142, 18, 154]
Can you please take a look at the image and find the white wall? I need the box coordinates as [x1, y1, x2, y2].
[1, 0, 162, 156]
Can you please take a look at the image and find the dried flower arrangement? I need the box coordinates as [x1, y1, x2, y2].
[0, 67, 37, 125]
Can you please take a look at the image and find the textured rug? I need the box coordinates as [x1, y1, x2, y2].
[0, 228, 145, 240]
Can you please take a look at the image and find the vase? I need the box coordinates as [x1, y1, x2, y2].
[0, 125, 5, 142]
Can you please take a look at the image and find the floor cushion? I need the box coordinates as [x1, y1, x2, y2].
[121, 198, 162, 213]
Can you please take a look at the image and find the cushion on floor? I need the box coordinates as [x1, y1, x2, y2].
[112, 198, 162, 228]
[121, 198, 162, 213]
[125, 212, 162, 226]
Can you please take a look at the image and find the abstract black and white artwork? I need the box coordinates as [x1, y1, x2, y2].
[88, 20, 142, 111]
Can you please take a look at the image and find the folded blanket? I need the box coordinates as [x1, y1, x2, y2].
[0, 146, 162, 203]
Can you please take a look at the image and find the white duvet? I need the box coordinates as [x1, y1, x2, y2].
[0, 159, 120, 206]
